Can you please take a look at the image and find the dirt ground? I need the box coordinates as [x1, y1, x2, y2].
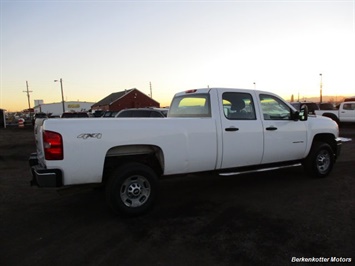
[0, 125, 354, 266]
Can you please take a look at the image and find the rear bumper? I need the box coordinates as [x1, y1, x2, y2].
[29, 153, 63, 187]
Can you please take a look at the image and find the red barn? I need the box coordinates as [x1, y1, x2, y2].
[91, 88, 160, 112]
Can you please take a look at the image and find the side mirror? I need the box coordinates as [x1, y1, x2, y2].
[299, 104, 309, 121]
[292, 111, 300, 121]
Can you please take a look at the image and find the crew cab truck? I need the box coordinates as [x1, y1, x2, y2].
[315, 101, 355, 124]
[30, 88, 341, 215]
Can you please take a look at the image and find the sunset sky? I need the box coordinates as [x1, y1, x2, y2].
[1, 0, 354, 111]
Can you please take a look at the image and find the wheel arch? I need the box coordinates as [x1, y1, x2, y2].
[322, 113, 340, 124]
[310, 133, 338, 155]
[102, 145, 164, 184]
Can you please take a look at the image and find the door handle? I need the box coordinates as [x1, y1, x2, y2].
[225, 127, 239, 132]
[266, 126, 278, 131]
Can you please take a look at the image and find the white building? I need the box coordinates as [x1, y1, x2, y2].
[34, 101, 95, 117]
[34, 99, 44, 106]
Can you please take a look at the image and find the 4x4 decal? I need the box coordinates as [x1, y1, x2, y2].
[77, 133, 102, 139]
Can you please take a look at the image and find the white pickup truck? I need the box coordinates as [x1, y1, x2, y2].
[315, 101, 355, 124]
[30, 88, 342, 215]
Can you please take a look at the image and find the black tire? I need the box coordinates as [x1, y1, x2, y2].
[106, 162, 158, 216]
[303, 142, 334, 178]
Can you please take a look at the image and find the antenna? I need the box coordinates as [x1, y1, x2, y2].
[23, 81, 33, 109]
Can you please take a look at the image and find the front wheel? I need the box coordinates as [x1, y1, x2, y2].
[106, 162, 158, 216]
[303, 142, 334, 178]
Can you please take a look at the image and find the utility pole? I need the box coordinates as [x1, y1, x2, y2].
[319, 73, 323, 103]
[23, 81, 33, 110]
[54, 78, 65, 113]
[149, 82, 152, 98]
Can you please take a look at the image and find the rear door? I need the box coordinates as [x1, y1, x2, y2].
[219, 90, 264, 169]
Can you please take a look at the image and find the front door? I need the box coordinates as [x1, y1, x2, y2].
[258, 93, 307, 164]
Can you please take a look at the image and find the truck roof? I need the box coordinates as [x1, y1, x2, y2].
[174, 87, 266, 96]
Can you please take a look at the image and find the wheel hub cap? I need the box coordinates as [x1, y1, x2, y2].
[128, 183, 142, 197]
[317, 151, 330, 173]
[120, 175, 151, 208]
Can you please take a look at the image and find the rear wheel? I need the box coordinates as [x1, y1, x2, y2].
[303, 142, 334, 178]
[106, 162, 158, 216]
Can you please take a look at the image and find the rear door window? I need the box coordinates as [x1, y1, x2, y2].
[222, 92, 256, 120]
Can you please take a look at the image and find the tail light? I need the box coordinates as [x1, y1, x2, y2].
[43, 130, 63, 160]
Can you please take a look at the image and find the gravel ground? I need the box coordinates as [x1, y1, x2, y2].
[0, 125, 354, 266]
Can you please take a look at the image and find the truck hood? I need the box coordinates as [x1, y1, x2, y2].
[308, 115, 339, 137]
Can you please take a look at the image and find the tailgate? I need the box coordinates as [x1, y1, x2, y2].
[33, 118, 46, 166]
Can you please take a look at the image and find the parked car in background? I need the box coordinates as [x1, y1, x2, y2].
[319, 103, 336, 110]
[61, 112, 89, 118]
[116, 108, 168, 118]
[290, 102, 319, 115]
[32, 112, 48, 125]
[344, 96, 355, 102]
[102, 111, 120, 118]
[92, 110, 104, 117]
[315, 101, 355, 124]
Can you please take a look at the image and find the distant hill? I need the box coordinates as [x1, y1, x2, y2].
[287, 95, 347, 104]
